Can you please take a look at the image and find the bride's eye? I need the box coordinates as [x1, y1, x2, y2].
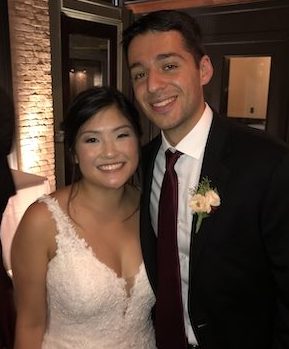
[117, 132, 130, 138]
[86, 137, 99, 143]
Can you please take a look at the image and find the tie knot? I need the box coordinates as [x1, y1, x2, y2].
[165, 149, 182, 170]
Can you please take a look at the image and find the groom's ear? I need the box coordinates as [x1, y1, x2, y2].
[200, 55, 213, 86]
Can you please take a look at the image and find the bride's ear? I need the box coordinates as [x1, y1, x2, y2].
[200, 55, 213, 86]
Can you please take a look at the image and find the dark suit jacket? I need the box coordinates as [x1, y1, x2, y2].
[140, 113, 289, 349]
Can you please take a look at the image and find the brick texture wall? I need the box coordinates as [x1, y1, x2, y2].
[8, 0, 55, 191]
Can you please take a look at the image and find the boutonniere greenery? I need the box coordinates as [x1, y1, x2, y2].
[189, 177, 221, 233]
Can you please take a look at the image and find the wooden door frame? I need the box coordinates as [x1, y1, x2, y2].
[49, 0, 128, 188]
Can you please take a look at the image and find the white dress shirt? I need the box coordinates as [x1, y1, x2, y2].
[150, 104, 213, 345]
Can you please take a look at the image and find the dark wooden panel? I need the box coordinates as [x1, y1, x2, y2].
[183, 0, 289, 141]
[0, 0, 13, 99]
[62, 0, 122, 19]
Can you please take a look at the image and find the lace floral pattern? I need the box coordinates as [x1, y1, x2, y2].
[39, 195, 156, 349]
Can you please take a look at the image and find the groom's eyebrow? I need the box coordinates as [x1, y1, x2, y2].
[129, 52, 184, 70]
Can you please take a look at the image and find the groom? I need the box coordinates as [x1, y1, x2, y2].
[123, 10, 289, 349]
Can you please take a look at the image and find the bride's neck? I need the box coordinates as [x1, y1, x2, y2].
[78, 181, 126, 207]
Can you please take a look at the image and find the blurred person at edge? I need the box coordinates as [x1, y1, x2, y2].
[0, 88, 16, 349]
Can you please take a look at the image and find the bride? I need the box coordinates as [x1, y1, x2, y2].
[11, 86, 156, 349]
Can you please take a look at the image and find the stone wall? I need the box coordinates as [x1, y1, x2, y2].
[8, 0, 55, 191]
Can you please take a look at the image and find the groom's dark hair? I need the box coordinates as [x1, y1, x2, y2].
[122, 9, 206, 67]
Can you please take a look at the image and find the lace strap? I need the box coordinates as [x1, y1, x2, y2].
[38, 194, 72, 237]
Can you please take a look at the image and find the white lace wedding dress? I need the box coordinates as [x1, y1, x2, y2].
[39, 195, 156, 349]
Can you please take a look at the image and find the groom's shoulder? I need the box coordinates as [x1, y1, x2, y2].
[214, 113, 289, 156]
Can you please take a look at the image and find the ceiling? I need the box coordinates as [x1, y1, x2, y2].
[124, 0, 268, 13]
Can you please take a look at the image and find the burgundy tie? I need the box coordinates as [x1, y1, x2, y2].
[155, 149, 187, 349]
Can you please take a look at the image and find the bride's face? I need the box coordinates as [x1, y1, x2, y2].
[74, 105, 139, 190]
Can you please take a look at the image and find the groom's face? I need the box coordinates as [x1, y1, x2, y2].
[128, 30, 212, 145]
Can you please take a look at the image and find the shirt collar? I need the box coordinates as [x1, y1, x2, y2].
[161, 103, 213, 159]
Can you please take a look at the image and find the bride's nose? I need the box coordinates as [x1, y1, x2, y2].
[101, 139, 117, 158]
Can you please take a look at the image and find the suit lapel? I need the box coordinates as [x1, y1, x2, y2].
[189, 114, 231, 279]
[140, 135, 161, 294]
[141, 115, 232, 295]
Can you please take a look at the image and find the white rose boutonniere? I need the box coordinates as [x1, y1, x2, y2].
[189, 177, 221, 233]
